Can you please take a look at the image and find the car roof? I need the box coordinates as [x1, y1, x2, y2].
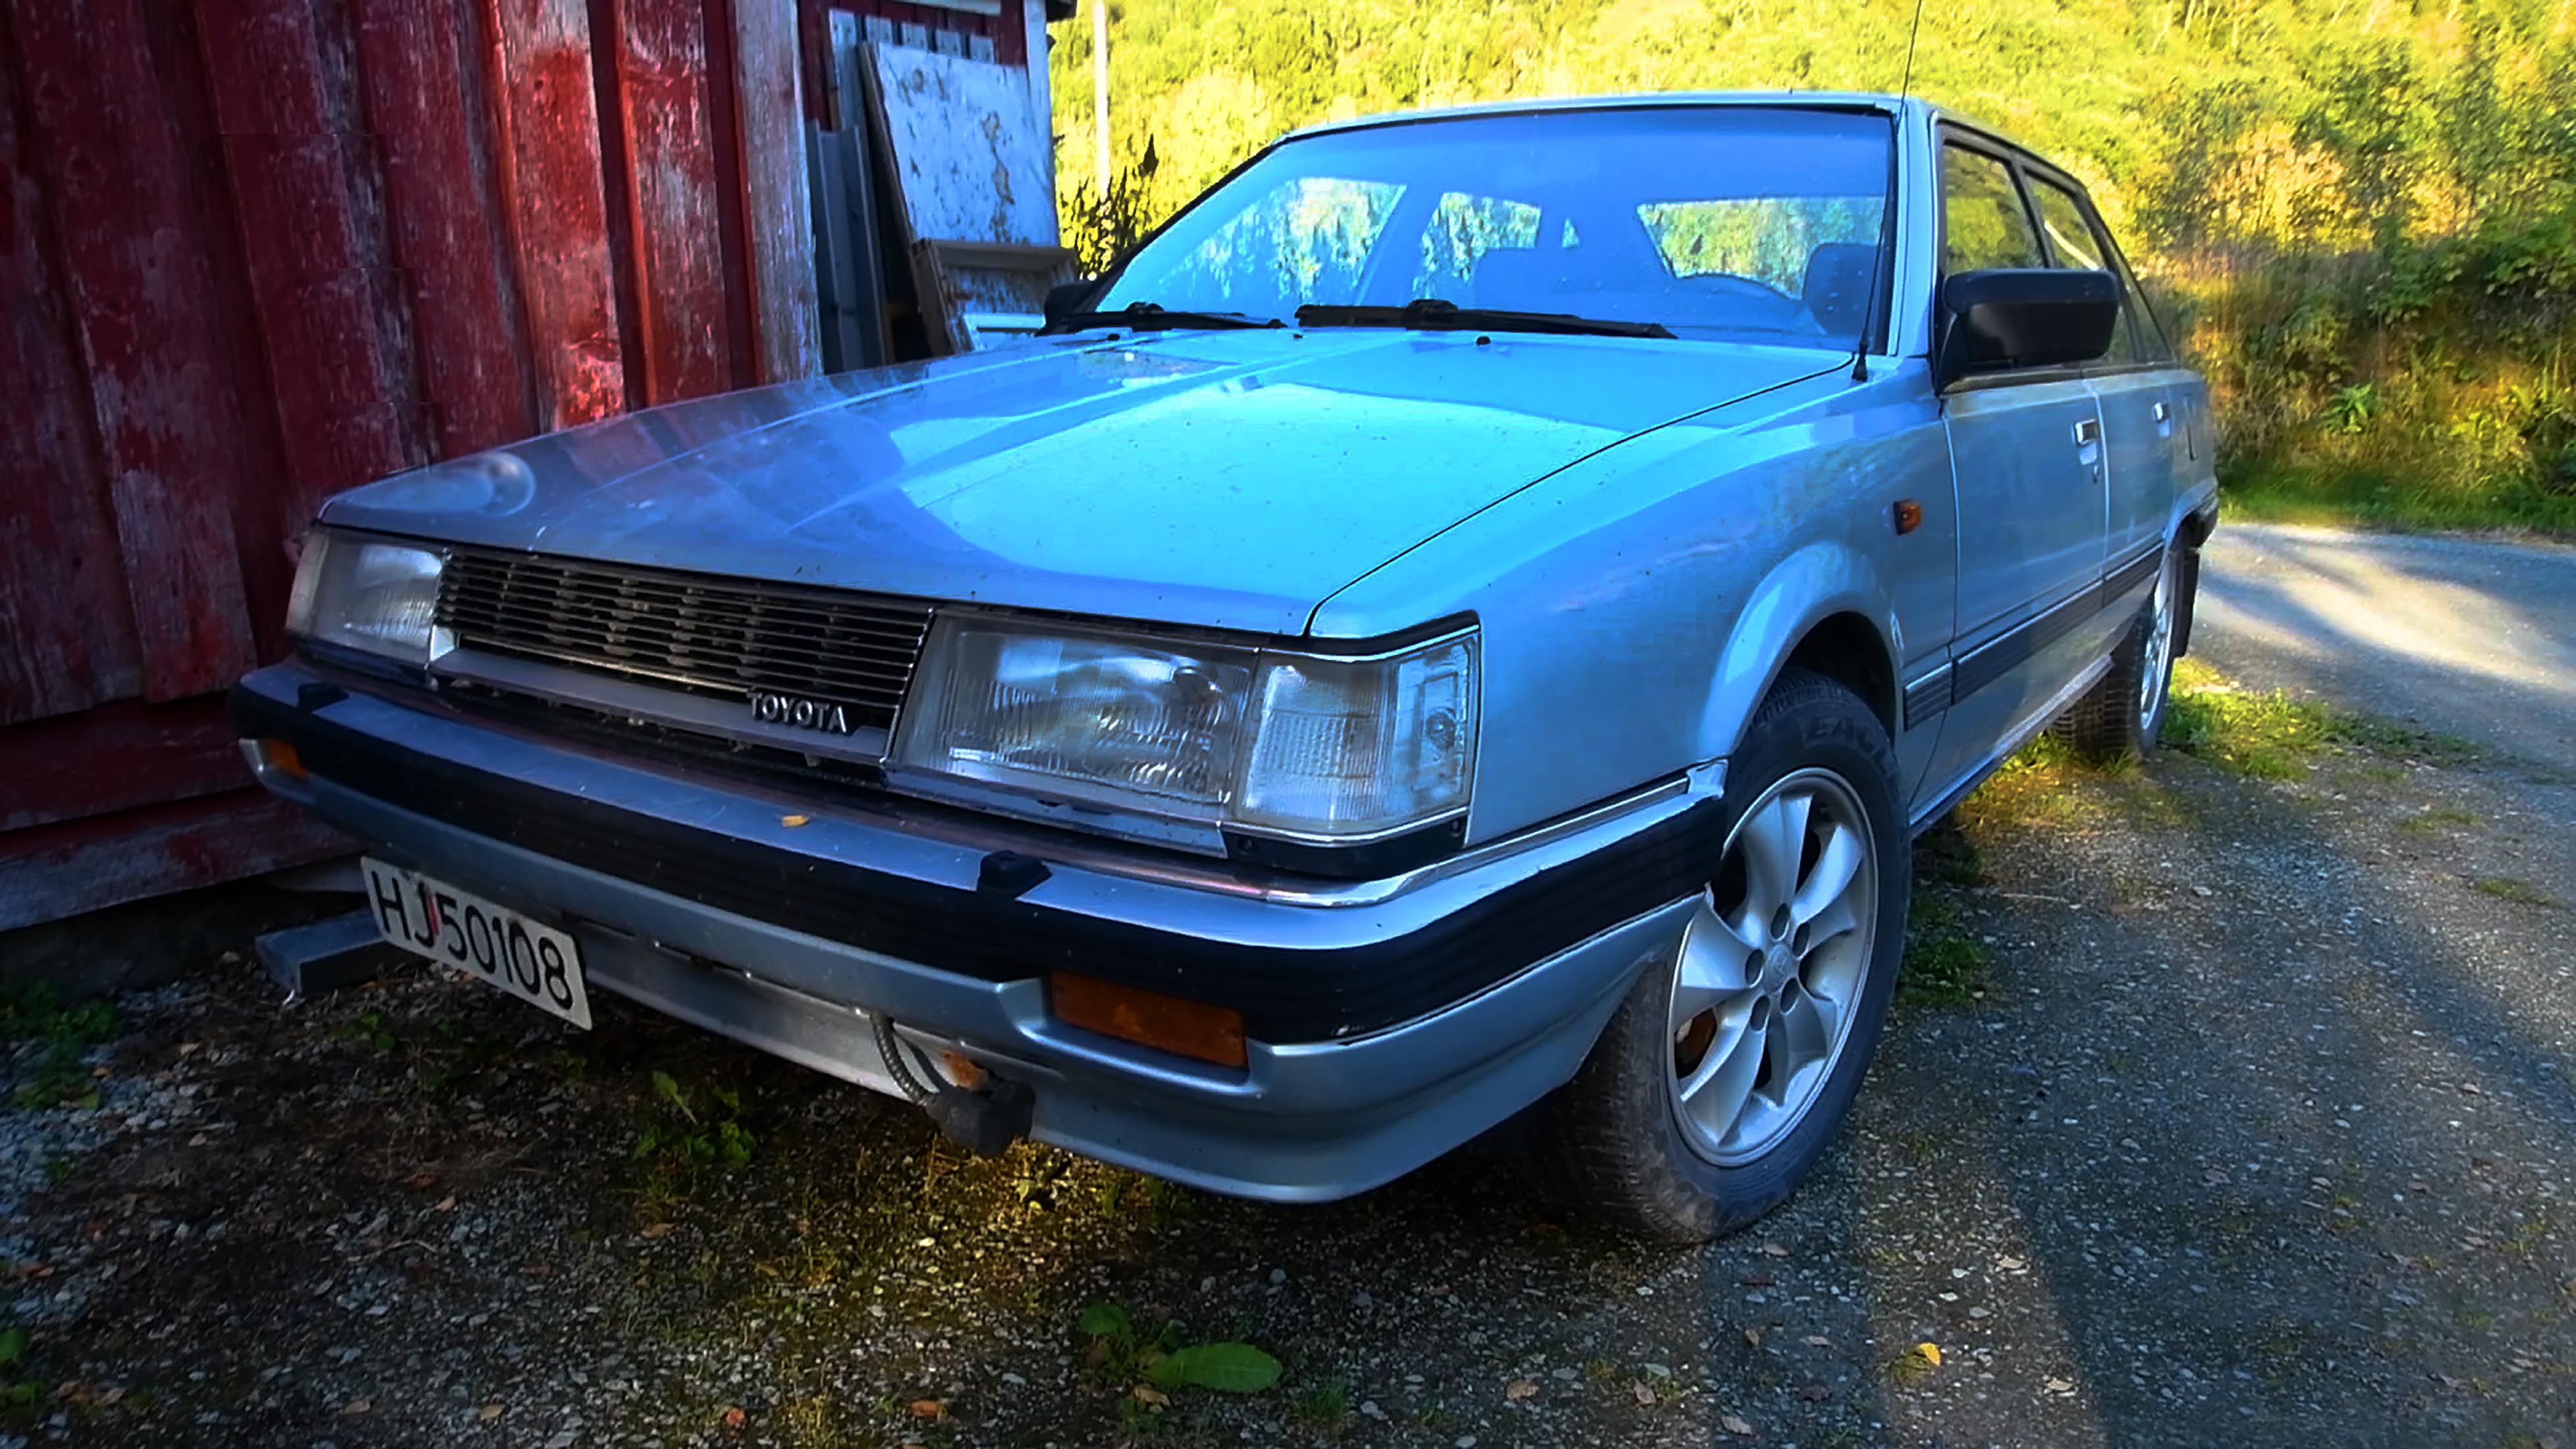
[1284, 91, 2037, 159]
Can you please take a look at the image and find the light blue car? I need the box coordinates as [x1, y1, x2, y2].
[234, 93, 2216, 1240]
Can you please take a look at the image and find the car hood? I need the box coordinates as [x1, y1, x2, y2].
[325, 330, 1840, 636]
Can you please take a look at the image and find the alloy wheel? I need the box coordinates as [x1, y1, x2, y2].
[1666, 767, 1880, 1166]
[2139, 553, 2176, 731]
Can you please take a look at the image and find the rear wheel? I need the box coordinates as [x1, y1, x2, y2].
[1518, 669, 1909, 1242]
[2052, 543, 2186, 762]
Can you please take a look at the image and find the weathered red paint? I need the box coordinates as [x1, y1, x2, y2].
[0, 43, 142, 726]
[732, 0, 820, 383]
[486, 0, 630, 428]
[350, 0, 543, 457]
[0, 0, 890, 929]
[0, 698, 247, 835]
[198, 0, 428, 522]
[7, 0, 265, 704]
[0, 790, 352, 935]
[613, 0, 733, 402]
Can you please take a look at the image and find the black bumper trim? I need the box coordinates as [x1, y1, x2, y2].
[232, 682, 1711, 1043]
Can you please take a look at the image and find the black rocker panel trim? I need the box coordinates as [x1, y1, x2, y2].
[232, 683, 1714, 1045]
[1938, 543, 2166, 719]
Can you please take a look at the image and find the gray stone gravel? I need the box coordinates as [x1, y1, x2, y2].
[3, 728, 2573, 1448]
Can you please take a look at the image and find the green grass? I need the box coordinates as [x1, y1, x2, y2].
[2473, 877, 2560, 909]
[0, 986, 118, 1112]
[1898, 892, 1989, 1006]
[2396, 806, 2484, 836]
[2162, 660, 2480, 779]
[2220, 463, 2576, 540]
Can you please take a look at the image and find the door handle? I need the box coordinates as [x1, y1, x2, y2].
[2072, 417, 2100, 447]
[2151, 401, 2172, 423]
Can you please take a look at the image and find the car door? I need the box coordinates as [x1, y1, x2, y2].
[1915, 136, 2112, 811]
[2026, 169, 2182, 611]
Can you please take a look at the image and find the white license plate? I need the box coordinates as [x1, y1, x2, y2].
[362, 858, 593, 1029]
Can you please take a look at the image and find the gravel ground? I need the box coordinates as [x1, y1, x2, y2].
[5, 703, 2575, 1449]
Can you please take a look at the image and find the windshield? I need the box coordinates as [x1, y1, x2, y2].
[1093, 106, 1895, 348]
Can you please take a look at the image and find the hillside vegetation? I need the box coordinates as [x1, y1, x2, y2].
[1050, 0, 2576, 532]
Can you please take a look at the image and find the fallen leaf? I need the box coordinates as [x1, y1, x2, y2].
[780, 814, 809, 828]
[433, 1195, 458, 1212]
[1721, 1412, 1756, 1435]
[1759, 1240, 1791, 1258]
[405, 1171, 437, 1190]
[1631, 1381, 1656, 1405]
[1504, 1379, 1539, 1401]
[1427, 1283, 1452, 1296]
[480, 1402, 506, 1422]
[1742, 1327, 1763, 1347]
[341, 1399, 372, 1417]
[1132, 1384, 1170, 1406]
[1802, 1335, 1831, 1348]
[907, 1399, 945, 1419]
[639, 1222, 674, 1239]
[2204, 1168, 2232, 1186]
[719, 1406, 747, 1431]
[1890, 1342, 1944, 1385]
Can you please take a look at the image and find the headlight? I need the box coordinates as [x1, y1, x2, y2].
[284, 529, 447, 664]
[893, 616, 1478, 844]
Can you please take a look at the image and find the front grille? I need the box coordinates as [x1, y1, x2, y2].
[435, 549, 935, 733]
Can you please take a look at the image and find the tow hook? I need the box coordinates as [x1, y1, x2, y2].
[873, 1016, 1032, 1155]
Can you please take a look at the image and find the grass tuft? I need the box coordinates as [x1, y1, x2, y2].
[1898, 893, 1988, 1006]
[2162, 660, 2479, 778]
[2473, 877, 2560, 910]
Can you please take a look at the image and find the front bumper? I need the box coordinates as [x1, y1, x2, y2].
[232, 662, 1716, 1201]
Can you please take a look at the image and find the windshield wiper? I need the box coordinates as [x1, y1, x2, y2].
[1295, 298, 1674, 340]
[1046, 302, 1283, 333]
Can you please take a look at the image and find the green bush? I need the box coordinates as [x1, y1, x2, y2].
[1055, 0, 2576, 530]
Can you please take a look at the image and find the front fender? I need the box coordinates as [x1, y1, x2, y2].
[1692, 543, 1900, 761]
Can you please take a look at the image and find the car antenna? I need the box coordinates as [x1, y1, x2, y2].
[1851, 0, 1928, 383]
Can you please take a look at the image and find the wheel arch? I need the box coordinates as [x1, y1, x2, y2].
[1693, 543, 1902, 761]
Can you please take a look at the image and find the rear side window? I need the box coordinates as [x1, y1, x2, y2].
[2029, 173, 2174, 362]
[2028, 177, 2141, 362]
[1940, 146, 2042, 273]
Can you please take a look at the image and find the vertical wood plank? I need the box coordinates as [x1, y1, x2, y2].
[7, 0, 263, 703]
[730, 0, 821, 383]
[350, 0, 540, 458]
[195, 0, 427, 522]
[0, 29, 144, 724]
[485, 0, 628, 428]
[613, 0, 732, 402]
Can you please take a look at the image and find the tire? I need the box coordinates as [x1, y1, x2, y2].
[1516, 668, 1911, 1242]
[2051, 543, 2188, 763]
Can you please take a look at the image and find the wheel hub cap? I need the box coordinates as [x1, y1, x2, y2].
[1666, 768, 1880, 1167]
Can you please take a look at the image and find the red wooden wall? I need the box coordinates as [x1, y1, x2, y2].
[0, 0, 828, 931]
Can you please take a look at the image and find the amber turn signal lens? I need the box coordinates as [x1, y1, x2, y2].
[261, 739, 308, 779]
[1048, 973, 1247, 1068]
[1893, 499, 1925, 535]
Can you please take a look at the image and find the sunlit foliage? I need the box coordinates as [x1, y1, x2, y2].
[1052, 0, 2576, 526]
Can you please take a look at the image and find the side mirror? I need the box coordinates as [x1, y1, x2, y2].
[1936, 269, 2120, 384]
[1042, 279, 1100, 330]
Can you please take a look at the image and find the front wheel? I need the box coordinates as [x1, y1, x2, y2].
[1516, 669, 1910, 1242]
